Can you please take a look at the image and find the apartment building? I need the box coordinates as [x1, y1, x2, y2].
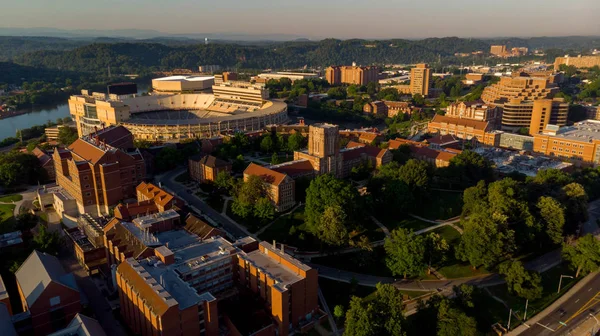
[16, 251, 82, 336]
[53, 135, 145, 217]
[533, 120, 600, 164]
[188, 154, 232, 183]
[235, 241, 320, 336]
[502, 98, 568, 134]
[243, 163, 296, 212]
[410, 63, 432, 97]
[490, 45, 507, 57]
[115, 227, 321, 336]
[325, 65, 378, 86]
[554, 55, 600, 70]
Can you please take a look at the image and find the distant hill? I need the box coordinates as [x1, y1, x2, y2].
[6, 36, 600, 75]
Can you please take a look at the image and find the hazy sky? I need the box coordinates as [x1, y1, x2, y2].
[1, 0, 599, 39]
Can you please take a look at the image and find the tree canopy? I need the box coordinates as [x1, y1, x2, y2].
[384, 228, 427, 278]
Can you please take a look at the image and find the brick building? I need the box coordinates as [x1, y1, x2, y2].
[410, 63, 431, 97]
[188, 154, 232, 183]
[294, 124, 343, 177]
[340, 141, 392, 177]
[502, 98, 568, 134]
[481, 75, 559, 106]
[554, 55, 600, 70]
[389, 138, 459, 167]
[363, 101, 387, 117]
[184, 213, 226, 240]
[325, 65, 378, 86]
[32, 147, 56, 180]
[445, 101, 501, 124]
[427, 114, 494, 143]
[532, 120, 600, 165]
[136, 182, 184, 212]
[243, 163, 296, 212]
[16, 251, 82, 336]
[53, 134, 145, 217]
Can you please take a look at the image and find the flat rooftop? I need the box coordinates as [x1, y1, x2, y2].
[550, 120, 600, 142]
[121, 221, 161, 247]
[153, 75, 214, 82]
[475, 147, 572, 177]
[0, 231, 23, 248]
[240, 251, 302, 292]
[132, 209, 179, 230]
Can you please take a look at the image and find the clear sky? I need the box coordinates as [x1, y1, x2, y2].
[1, 0, 599, 39]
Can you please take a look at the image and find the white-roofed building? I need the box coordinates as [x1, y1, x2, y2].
[152, 76, 215, 93]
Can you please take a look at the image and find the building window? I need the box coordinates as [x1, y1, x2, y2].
[85, 192, 91, 196]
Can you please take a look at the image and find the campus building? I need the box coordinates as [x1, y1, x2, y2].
[502, 98, 568, 134]
[389, 138, 459, 167]
[340, 141, 392, 176]
[554, 55, 600, 70]
[490, 45, 507, 57]
[136, 182, 184, 213]
[410, 63, 432, 97]
[294, 124, 343, 177]
[152, 76, 215, 93]
[481, 75, 560, 106]
[113, 221, 321, 336]
[532, 120, 600, 164]
[16, 251, 82, 336]
[188, 154, 232, 183]
[243, 163, 296, 212]
[254, 72, 319, 83]
[325, 65, 378, 86]
[52, 132, 146, 217]
[445, 101, 501, 124]
[427, 114, 496, 144]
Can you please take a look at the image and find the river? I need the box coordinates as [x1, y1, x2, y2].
[0, 103, 70, 141]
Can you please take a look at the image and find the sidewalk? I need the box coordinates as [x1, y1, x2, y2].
[507, 271, 599, 336]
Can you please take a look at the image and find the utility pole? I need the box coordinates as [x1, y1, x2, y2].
[524, 299, 529, 320]
[507, 309, 512, 330]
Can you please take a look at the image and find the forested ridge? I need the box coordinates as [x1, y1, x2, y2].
[7, 36, 598, 75]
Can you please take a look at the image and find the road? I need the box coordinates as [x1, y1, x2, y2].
[157, 168, 249, 239]
[519, 273, 600, 336]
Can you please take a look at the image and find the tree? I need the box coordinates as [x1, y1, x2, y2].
[456, 209, 515, 269]
[536, 196, 565, 244]
[560, 183, 588, 235]
[270, 153, 280, 165]
[305, 174, 362, 235]
[287, 131, 305, 151]
[384, 228, 426, 278]
[412, 93, 425, 106]
[425, 232, 449, 272]
[498, 261, 543, 300]
[398, 159, 430, 196]
[254, 197, 275, 222]
[260, 136, 275, 153]
[232, 175, 265, 219]
[214, 171, 235, 193]
[154, 147, 183, 172]
[347, 85, 359, 97]
[343, 284, 406, 336]
[327, 87, 347, 100]
[134, 139, 152, 149]
[436, 298, 477, 336]
[366, 82, 378, 96]
[461, 180, 487, 217]
[57, 126, 78, 146]
[563, 234, 600, 277]
[334, 305, 345, 321]
[15, 213, 38, 232]
[318, 204, 349, 246]
[445, 150, 494, 188]
[34, 225, 61, 255]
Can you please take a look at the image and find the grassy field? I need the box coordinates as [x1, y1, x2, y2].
[379, 216, 434, 232]
[432, 225, 462, 245]
[415, 191, 464, 220]
[318, 278, 376, 327]
[258, 206, 323, 251]
[485, 262, 578, 326]
[0, 204, 16, 234]
[0, 194, 22, 203]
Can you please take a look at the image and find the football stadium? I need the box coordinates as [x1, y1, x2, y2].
[68, 81, 289, 142]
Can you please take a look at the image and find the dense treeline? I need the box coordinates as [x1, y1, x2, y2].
[5, 38, 527, 74]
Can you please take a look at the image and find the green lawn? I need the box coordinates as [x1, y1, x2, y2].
[379, 216, 434, 232]
[319, 278, 377, 328]
[485, 262, 579, 326]
[437, 263, 490, 279]
[431, 225, 461, 245]
[258, 206, 323, 251]
[0, 194, 22, 203]
[415, 191, 463, 220]
[0, 204, 16, 234]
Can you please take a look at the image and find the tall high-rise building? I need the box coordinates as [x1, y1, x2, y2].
[481, 75, 560, 105]
[325, 65, 378, 86]
[410, 63, 431, 97]
[503, 98, 568, 135]
[490, 45, 507, 56]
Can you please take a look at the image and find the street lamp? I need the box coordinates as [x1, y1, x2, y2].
[558, 275, 574, 293]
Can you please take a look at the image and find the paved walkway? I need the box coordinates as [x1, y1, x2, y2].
[409, 213, 464, 234]
[370, 216, 390, 237]
[255, 203, 303, 236]
[318, 287, 339, 336]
